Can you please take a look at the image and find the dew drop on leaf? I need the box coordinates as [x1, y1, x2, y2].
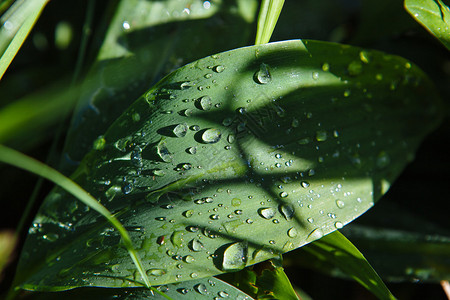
[254, 63, 272, 84]
[147, 269, 166, 276]
[307, 228, 324, 241]
[173, 123, 188, 137]
[221, 242, 248, 271]
[189, 239, 204, 252]
[258, 207, 276, 219]
[336, 199, 345, 209]
[184, 255, 195, 263]
[287, 227, 298, 238]
[196, 96, 212, 111]
[157, 140, 172, 162]
[335, 221, 344, 229]
[195, 283, 208, 295]
[280, 204, 295, 220]
[202, 129, 222, 144]
[213, 65, 225, 73]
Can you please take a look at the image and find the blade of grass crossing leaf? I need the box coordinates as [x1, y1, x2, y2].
[255, 0, 285, 44]
[0, 0, 48, 80]
[304, 231, 396, 300]
[0, 145, 154, 292]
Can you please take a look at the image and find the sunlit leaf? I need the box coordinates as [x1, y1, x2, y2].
[405, 0, 450, 50]
[16, 39, 442, 291]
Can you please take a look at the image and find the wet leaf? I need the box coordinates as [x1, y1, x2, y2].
[405, 0, 450, 50]
[16, 39, 442, 290]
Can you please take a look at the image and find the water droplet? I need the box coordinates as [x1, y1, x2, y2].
[131, 147, 143, 167]
[189, 239, 204, 252]
[287, 227, 298, 238]
[258, 207, 275, 219]
[190, 125, 200, 131]
[173, 123, 188, 138]
[195, 283, 208, 295]
[359, 50, 371, 64]
[322, 63, 330, 71]
[222, 117, 233, 126]
[307, 217, 314, 223]
[254, 63, 272, 84]
[301, 181, 310, 188]
[210, 214, 220, 220]
[114, 136, 132, 152]
[147, 269, 166, 276]
[43, 233, 59, 242]
[184, 255, 195, 263]
[275, 153, 282, 159]
[312, 71, 319, 80]
[291, 118, 299, 127]
[180, 81, 191, 89]
[279, 191, 288, 198]
[221, 242, 248, 271]
[219, 290, 229, 297]
[307, 228, 324, 241]
[152, 169, 165, 177]
[246, 218, 253, 224]
[187, 146, 197, 154]
[196, 96, 212, 111]
[316, 130, 327, 142]
[183, 210, 194, 218]
[202, 129, 222, 144]
[213, 65, 225, 73]
[335, 221, 344, 229]
[121, 182, 133, 194]
[157, 140, 172, 162]
[280, 204, 295, 220]
[231, 198, 241, 206]
[336, 199, 345, 209]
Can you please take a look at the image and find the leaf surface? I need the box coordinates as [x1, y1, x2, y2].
[17, 39, 442, 290]
[405, 0, 450, 50]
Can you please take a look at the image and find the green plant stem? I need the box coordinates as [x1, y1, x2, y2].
[255, 0, 285, 45]
[0, 145, 152, 291]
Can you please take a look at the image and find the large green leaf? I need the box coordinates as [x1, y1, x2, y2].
[16, 39, 442, 291]
[405, 0, 450, 50]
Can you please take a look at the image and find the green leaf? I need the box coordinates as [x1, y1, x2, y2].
[342, 224, 450, 283]
[16, 39, 442, 291]
[405, 0, 450, 50]
[0, 0, 48, 80]
[302, 231, 396, 300]
[220, 259, 300, 300]
[62, 0, 258, 173]
[255, 0, 285, 45]
[25, 277, 254, 300]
